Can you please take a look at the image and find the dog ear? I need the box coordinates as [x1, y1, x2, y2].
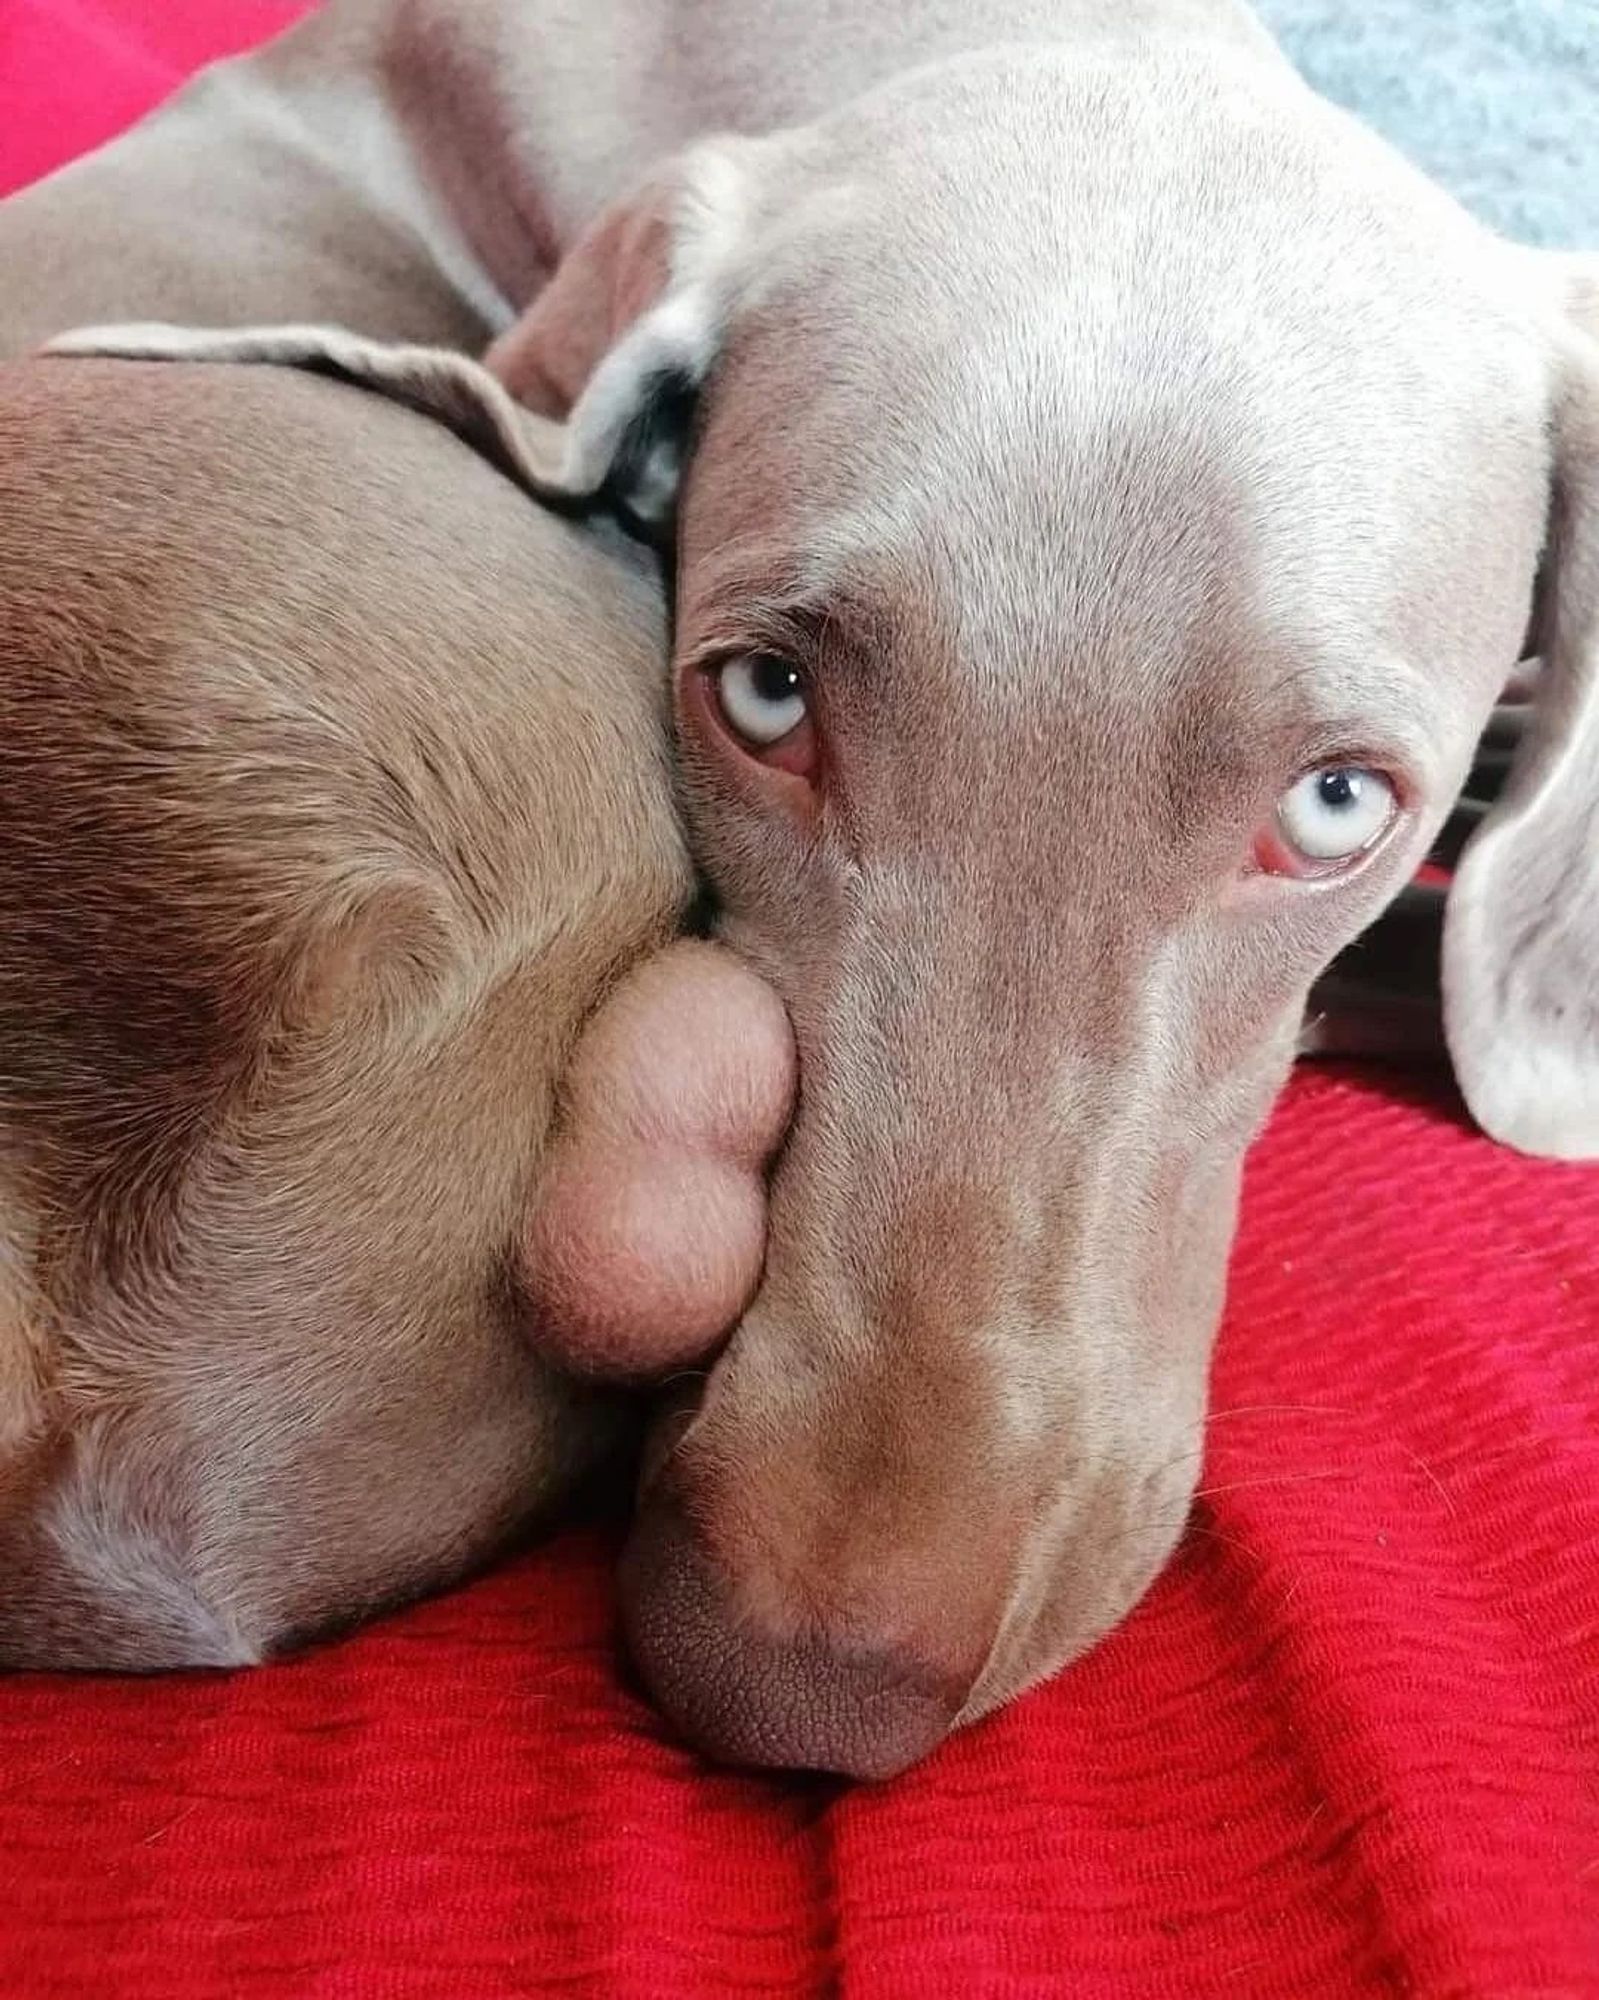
[41, 320, 577, 504]
[1442, 258, 1599, 1159]
[483, 137, 766, 531]
[47, 134, 765, 536]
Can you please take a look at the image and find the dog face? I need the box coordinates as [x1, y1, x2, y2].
[58, 36, 1596, 1776]
[495, 47, 1577, 1775]
[649, 454, 1502, 1731]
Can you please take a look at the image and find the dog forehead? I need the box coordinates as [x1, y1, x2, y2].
[706, 231, 1542, 754]
[686, 43, 1552, 778]
[731, 38, 1542, 490]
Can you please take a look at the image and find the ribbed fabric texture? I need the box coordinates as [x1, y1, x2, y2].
[3, 12, 1597, 1994]
[2, 1062, 1596, 1996]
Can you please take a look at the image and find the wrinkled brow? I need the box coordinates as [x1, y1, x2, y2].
[682, 561, 904, 681]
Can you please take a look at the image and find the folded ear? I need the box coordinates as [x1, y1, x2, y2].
[41, 320, 576, 504]
[45, 136, 765, 535]
[1443, 259, 1599, 1159]
[484, 137, 765, 530]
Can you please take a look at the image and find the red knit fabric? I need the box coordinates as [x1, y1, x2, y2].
[3, 17, 1598, 1995]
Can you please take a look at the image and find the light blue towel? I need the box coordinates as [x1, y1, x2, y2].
[1255, 0, 1597, 248]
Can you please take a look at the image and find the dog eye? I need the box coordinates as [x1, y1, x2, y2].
[714, 654, 809, 746]
[1274, 765, 1396, 866]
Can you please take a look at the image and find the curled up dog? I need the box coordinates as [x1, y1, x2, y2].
[3, 0, 1596, 1777]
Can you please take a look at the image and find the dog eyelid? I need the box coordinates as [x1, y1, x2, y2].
[1251, 760, 1404, 881]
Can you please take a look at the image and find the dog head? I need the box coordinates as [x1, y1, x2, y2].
[489, 47, 1595, 1773]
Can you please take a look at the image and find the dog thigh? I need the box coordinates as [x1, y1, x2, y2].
[0, 359, 690, 1667]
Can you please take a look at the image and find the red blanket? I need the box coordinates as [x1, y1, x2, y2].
[3, 12, 1596, 1995]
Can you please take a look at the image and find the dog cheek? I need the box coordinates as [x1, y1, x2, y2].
[516, 1148, 768, 1383]
[571, 939, 797, 1165]
[512, 938, 794, 1381]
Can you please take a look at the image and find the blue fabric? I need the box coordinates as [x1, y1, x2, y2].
[1255, 0, 1598, 247]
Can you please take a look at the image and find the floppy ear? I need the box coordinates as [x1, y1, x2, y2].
[46, 137, 764, 534]
[483, 137, 765, 530]
[1443, 259, 1599, 1159]
[41, 320, 583, 504]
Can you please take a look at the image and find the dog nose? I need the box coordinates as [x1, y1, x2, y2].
[619, 1500, 965, 1780]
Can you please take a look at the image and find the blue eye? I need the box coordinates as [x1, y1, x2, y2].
[1277, 766, 1395, 861]
[716, 654, 808, 745]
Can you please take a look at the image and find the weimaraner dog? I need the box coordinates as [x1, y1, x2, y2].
[3, 0, 1596, 1778]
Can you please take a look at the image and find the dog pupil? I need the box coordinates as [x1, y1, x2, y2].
[1318, 769, 1358, 811]
[753, 655, 800, 704]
